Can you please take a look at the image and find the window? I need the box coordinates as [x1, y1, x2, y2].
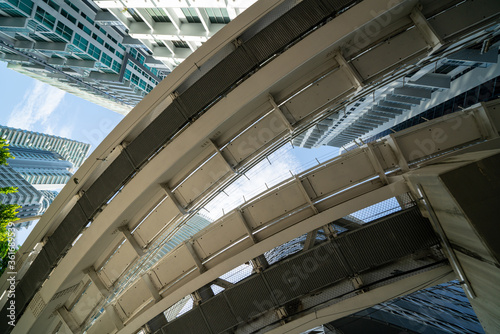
[63, 0, 79, 13]
[42, 0, 59, 11]
[104, 43, 115, 53]
[181, 8, 200, 23]
[60, 9, 76, 24]
[73, 33, 88, 51]
[91, 33, 104, 45]
[173, 40, 189, 48]
[107, 34, 117, 44]
[205, 8, 230, 24]
[94, 23, 105, 34]
[137, 53, 144, 65]
[112, 60, 121, 73]
[13, 0, 34, 16]
[131, 73, 139, 85]
[88, 43, 101, 60]
[77, 22, 92, 36]
[145, 7, 171, 22]
[129, 48, 137, 58]
[34, 6, 56, 29]
[115, 51, 124, 60]
[126, 8, 143, 23]
[55, 21, 73, 41]
[101, 53, 112, 67]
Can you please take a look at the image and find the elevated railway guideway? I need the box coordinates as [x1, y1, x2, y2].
[1, 0, 499, 333]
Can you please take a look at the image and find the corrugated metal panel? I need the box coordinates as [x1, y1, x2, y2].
[386, 208, 439, 253]
[264, 242, 349, 303]
[15, 248, 51, 316]
[78, 192, 95, 220]
[177, 47, 256, 117]
[244, 0, 330, 63]
[158, 208, 439, 333]
[200, 294, 238, 333]
[45, 204, 88, 263]
[126, 103, 188, 167]
[16, 204, 90, 316]
[337, 207, 437, 272]
[162, 307, 210, 334]
[4, 0, 361, 319]
[84, 152, 135, 211]
[239, 0, 299, 43]
[225, 275, 275, 321]
[321, 0, 359, 11]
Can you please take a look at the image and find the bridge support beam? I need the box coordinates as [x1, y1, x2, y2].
[406, 148, 500, 333]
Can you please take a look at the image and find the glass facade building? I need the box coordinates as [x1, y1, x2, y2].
[0, 163, 43, 229]
[293, 44, 500, 149]
[0, 125, 90, 229]
[0, 0, 168, 114]
[0, 0, 255, 114]
[0, 125, 90, 169]
[92, 0, 256, 70]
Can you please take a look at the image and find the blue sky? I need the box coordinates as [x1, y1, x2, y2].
[0, 60, 338, 246]
[0, 62, 123, 246]
[0, 62, 124, 153]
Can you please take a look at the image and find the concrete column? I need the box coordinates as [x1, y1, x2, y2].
[406, 148, 500, 333]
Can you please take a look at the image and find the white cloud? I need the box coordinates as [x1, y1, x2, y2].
[7, 81, 66, 132]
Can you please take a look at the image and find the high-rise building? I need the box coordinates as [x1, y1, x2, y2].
[293, 44, 500, 149]
[0, 164, 43, 230]
[7, 146, 73, 188]
[328, 282, 485, 334]
[0, 0, 254, 114]
[0, 125, 90, 169]
[39, 189, 58, 212]
[92, 1, 256, 70]
[0, 125, 90, 229]
[0, 0, 167, 114]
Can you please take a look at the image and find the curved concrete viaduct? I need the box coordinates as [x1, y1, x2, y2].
[1, 0, 499, 333]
